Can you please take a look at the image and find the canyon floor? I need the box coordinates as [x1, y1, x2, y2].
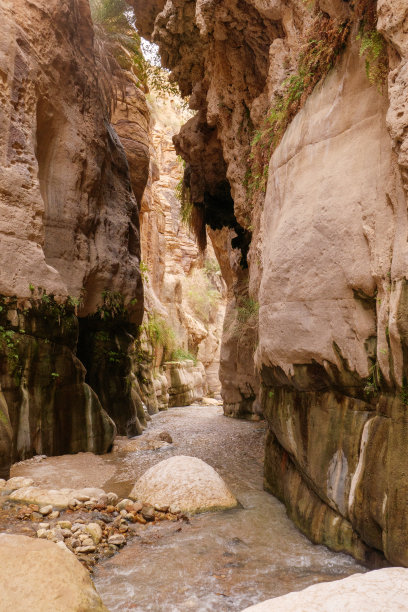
[4, 404, 366, 611]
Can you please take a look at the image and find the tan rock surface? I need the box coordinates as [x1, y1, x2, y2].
[133, 0, 408, 567]
[0, 534, 108, 612]
[242, 568, 408, 612]
[129, 454, 237, 513]
[0, 0, 143, 314]
[9, 485, 105, 509]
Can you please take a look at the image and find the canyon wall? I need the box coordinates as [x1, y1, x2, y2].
[136, 94, 226, 412]
[0, 0, 147, 476]
[133, 0, 408, 566]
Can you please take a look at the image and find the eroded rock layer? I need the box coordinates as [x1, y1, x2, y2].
[0, 0, 146, 476]
[134, 0, 408, 566]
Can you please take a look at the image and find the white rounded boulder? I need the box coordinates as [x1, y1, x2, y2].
[0, 534, 108, 612]
[129, 455, 237, 514]
[242, 568, 408, 611]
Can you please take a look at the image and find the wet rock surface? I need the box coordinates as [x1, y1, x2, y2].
[92, 405, 366, 611]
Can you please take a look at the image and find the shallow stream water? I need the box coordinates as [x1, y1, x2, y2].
[93, 405, 365, 611]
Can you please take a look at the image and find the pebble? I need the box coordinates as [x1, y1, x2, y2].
[49, 510, 59, 519]
[38, 522, 50, 530]
[57, 520, 72, 530]
[141, 506, 155, 521]
[37, 529, 48, 539]
[31, 512, 43, 520]
[85, 523, 102, 545]
[107, 492, 118, 505]
[76, 545, 96, 554]
[0, 479, 6, 488]
[92, 512, 113, 524]
[61, 529, 72, 538]
[117, 499, 133, 511]
[108, 534, 125, 546]
[39, 505, 53, 516]
[71, 523, 83, 533]
[81, 537, 94, 547]
[76, 495, 90, 502]
[98, 494, 108, 506]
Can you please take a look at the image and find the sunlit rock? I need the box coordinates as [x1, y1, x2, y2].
[0, 534, 108, 612]
[129, 455, 237, 513]
[242, 568, 408, 611]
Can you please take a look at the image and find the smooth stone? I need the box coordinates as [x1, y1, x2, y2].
[76, 545, 96, 554]
[5, 477, 34, 491]
[242, 568, 408, 611]
[0, 534, 107, 610]
[9, 486, 105, 510]
[39, 505, 53, 516]
[129, 455, 237, 514]
[57, 521, 72, 530]
[85, 523, 102, 545]
[107, 534, 125, 546]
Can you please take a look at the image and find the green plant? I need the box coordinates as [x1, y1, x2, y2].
[357, 28, 387, 88]
[184, 269, 221, 323]
[0, 326, 20, 375]
[96, 290, 127, 320]
[364, 362, 381, 396]
[204, 257, 221, 275]
[237, 297, 259, 323]
[144, 313, 176, 352]
[89, 0, 182, 114]
[171, 347, 197, 364]
[246, 12, 351, 202]
[51, 372, 60, 380]
[400, 384, 408, 406]
[140, 260, 149, 284]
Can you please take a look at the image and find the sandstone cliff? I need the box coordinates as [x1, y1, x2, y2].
[0, 0, 146, 476]
[135, 94, 226, 411]
[133, 0, 408, 567]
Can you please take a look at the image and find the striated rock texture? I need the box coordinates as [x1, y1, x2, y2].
[134, 0, 408, 566]
[0, 0, 146, 475]
[135, 94, 226, 411]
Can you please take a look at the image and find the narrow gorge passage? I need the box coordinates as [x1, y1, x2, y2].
[92, 404, 365, 611]
[2, 0, 408, 609]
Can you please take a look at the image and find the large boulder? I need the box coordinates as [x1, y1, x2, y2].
[129, 455, 237, 513]
[242, 568, 408, 611]
[0, 534, 108, 612]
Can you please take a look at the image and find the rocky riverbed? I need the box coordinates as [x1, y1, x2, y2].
[1, 404, 367, 610]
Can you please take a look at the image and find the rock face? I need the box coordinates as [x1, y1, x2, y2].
[164, 360, 207, 407]
[129, 454, 237, 513]
[242, 568, 408, 612]
[0, 0, 147, 475]
[0, 534, 108, 612]
[133, 0, 408, 566]
[133, 94, 226, 411]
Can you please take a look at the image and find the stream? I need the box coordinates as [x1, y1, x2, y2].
[92, 404, 366, 611]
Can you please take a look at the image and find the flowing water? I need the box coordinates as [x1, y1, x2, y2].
[93, 405, 366, 611]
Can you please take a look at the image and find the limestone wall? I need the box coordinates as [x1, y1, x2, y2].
[132, 0, 408, 566]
